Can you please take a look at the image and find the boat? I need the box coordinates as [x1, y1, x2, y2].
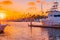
[0, 23, 8, 34]
[29, 2, 60, 28]
[40, 2, 60, 26]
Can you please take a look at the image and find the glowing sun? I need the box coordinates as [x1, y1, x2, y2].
[0, 13, 6, 19]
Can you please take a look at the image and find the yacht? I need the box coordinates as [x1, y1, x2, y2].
[29, 2, 60, 28]
[40, 2, 60, 26]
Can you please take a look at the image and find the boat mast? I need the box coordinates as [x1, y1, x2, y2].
[41, 1, 43, 14]
[36, 0, 43, 14]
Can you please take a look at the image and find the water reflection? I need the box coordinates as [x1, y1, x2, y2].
[0, 22, 59, 40]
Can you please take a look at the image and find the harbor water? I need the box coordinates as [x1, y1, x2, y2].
[0, 22, 60, 40]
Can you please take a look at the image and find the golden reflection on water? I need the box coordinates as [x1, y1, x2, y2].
[0, 22, 48, 40]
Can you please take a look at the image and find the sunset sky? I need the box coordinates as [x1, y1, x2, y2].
[10, 0, 60, 11]
[0, 0, 60, 11]
[0, 0, 60, 20]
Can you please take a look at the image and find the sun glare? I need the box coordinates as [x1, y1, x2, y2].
[0, 13, 6, 19]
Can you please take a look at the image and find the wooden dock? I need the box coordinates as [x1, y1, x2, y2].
[28, 24, 60, 28]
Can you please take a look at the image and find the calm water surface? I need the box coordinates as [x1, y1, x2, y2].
[0, 22, 49, 40]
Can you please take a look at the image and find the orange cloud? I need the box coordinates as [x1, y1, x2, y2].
[1, 1, 12, 5]
[36, 0, 40, 3]
[28, 2, 35, 6]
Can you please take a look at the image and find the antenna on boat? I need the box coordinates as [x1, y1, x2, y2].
[51, 1, 58, 11]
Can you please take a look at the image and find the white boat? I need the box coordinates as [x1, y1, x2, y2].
[29, 2, 60, 28]
[40, 2, 60, 26]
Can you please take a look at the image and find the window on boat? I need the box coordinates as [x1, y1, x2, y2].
[54, 15, 60, 17]
[50, 15, 52, 16]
